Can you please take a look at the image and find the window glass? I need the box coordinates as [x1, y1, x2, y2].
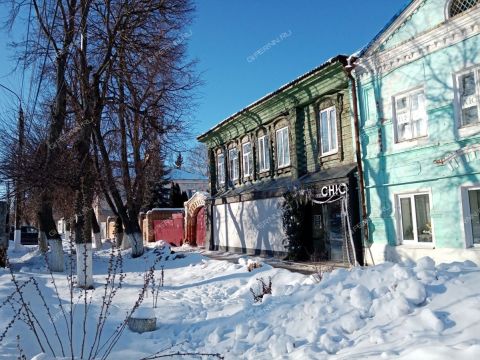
[217, 153, 225, 185]
[449, 0, 478, 18]
[399, 193, 433, 243]
[400, 198, 414, 240]
[276, 127, 290, 167]
[415, 194, 432, 243]
[459, 71, 479, 126]
[228, 148, 239, 180]
[242, 142, 252, 177]
[468, 189, 480, 245]
[329, 108, 337, 151]
[319, 107, 338, 155]
[258, 135, 270, 171]
[394, 90, 427, 142]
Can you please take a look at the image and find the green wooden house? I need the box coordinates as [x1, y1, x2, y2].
[198, 55, 364, 264]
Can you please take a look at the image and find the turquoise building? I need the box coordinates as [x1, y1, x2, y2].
[355, 0, 480, 264]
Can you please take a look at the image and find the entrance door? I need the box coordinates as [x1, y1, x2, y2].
[312, 203, 328, 261]
[326, 201, 343, 262]
[311, 201, 344, 261]
[195, 207, 206, 247]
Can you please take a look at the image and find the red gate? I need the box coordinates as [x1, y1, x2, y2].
[195, 207, 206, 247]
[154, 213, 184, 246]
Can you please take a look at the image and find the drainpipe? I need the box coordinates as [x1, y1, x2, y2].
[344, 56, 369, 265]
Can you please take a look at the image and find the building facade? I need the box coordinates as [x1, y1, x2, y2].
[355, 0, 480, 264]
[198, 56, 363, 264]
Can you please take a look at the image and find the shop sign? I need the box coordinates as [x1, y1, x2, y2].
[315, 183, 348, 199]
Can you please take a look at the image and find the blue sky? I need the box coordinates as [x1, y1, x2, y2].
[0, 1, 407, 145]
[187, 0, 406, 141]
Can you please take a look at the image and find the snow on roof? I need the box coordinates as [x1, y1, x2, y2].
[197, 55, 348, 141]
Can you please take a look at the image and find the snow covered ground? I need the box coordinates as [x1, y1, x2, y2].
[1, 241, 480, 359]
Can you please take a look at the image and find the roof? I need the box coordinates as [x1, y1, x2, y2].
[298, 163, 357, 185]
[168, 168, 208, 181]
[212, 164, 357, 200]
[197, 55, 348, 141]
[358, 0, 415, 57]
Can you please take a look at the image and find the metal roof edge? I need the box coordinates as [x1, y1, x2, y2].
[197, 55, 348, 142]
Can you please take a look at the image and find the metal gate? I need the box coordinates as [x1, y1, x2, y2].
[195, 207, 206, 247]
[154, 213, 184, 246]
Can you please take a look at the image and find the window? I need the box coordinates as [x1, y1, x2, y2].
[449, 0, 478, 17]
[319, 106, 338, 155]
[464, 188, 480, 246]
[397, 193, 433, 243]
[217, 153, 225, 185]
[276, 127, 290, 168]
[242, 142, 253, 177]
[393, 89, 427, 142]
[258, 135, 270, 172]
[457, 68, 480, 127]
[228, 148, 239, 181]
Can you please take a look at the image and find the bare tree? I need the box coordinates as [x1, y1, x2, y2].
[89, 0, 197, 257]
[185, 143, 209, 177]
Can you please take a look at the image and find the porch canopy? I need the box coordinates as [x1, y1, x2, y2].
[210, 163, 357, 204]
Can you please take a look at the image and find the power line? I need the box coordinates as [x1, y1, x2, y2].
[26, 0, 61, 136]
[20, 0, 33, 102]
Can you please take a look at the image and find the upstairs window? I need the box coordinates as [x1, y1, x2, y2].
[393, 89, 428, 142]
[217, 153, 225, 185]
[319, 106, 338, 156]
[242, 142, 253, 177]
[258, 135, 270, 172]
[457, 68, 480, 127]
[276, 127, 290, 168]
[228, 148, 239, 181]
[449, 0, 478, 17]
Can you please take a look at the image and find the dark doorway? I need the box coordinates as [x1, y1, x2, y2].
[311, 201, 344, 262]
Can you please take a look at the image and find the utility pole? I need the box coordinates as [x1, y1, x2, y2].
[0, 83, 24, 250]
[14, 107, 25, 249]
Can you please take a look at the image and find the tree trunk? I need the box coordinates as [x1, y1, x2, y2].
[114, 217, 125, 248]
[0, 201, 8, 268]
[90, 209, 102, 250]
[38, 231, 49, 253]
[13, 229, 22, 250]
[76, 243, 93, 289]
[38, 199, 64, 271]
[75, 189, 94, 289]
[124, 215, 143, 256]
[48, 239, 64, 272]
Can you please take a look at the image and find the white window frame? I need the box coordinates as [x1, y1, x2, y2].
[228, 148, 239, 181]
[217, 153, 225, 185]
[242, 142, 253, 178]
[318, 106, 338, 156]
[258, 135, 270, 172]
[455, 66, 480, 131]
[395, 191, 434, 245]
[276, 126, 290, 168]
[393, 87, 428, 143]
[461, 185, 480, 248]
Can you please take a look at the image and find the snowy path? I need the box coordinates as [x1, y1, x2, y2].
[1, 243, 480, 359]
